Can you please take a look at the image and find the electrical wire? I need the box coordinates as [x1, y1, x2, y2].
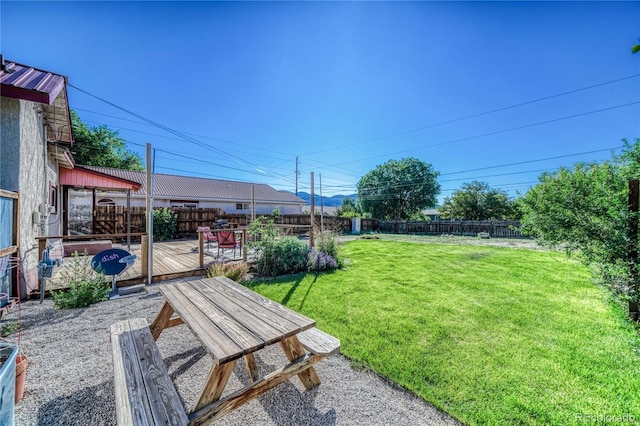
[69, 84, 276, 171]
[301, 73, 640, 157]
[326, 101, 640, 168]
[68, 79, 637, 198]
[75, 107, 294, 158]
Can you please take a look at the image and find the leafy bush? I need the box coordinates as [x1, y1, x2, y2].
[519, 139, 640, 312]
[247, 216, 281, 242]
[208, 262, 249, 282]
[307, 249, 339, 272]
[146, 208, 177, 241]
[254, 236, 310, 277]
[315, 231, 343, 265]
[51, 251, 110, 309]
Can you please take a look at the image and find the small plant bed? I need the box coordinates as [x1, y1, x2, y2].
[51, 251, 110, 309]
[246, 239, 640, 425]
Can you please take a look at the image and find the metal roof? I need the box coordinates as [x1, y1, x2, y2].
[82, 166, 306, 205]
[60, 166, 141, 190]
[0, 56, 73, 144]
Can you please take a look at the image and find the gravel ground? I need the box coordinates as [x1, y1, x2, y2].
[3, 279, 461, 426]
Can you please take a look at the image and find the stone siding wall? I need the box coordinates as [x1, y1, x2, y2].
[18, 100, 48, 292]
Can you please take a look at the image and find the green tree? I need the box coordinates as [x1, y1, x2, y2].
[335, 197, 363, 218]
[357, 157, 440, 220]
[70, 110, 144, 170]
[439, 181, 518, 220]
[520, 163, 627, 264]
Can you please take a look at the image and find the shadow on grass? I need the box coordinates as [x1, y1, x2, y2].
[280, 275, 306, 306]
[297, 274, 319, 312]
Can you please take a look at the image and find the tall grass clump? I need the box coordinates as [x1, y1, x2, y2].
[207, 262, 248, 282]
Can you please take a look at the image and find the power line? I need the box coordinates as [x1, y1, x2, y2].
[314, 146, 623, 194]
[329, 101, 639, 168]
[438, 168, 555, 183]
[153, 148, 296, 183]
[69, 87, 303, 187]
[69, 84, 279, 172]
[77, 111, 294, 160]
[441, 146, 622, 175]
[301, 73, 640, 157]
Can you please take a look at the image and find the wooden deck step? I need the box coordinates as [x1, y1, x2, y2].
[297, 328, 340, 356]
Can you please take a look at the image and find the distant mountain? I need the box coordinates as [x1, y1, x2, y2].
[292, 192, 356, 207]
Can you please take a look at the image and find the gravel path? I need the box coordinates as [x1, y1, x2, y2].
[3, 279, 461, 426]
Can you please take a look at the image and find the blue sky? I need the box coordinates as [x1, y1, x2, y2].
[2, 1, 639, 203]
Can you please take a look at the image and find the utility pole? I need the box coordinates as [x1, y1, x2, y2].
[295, 156, 299, 197]
[309, 172, 314, 248]
[320, 173, 324, 234]
[146, 143, 153, 284]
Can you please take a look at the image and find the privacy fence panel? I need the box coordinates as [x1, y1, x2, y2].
[377, 220, 523, 238]
[95, 207, 521, 239]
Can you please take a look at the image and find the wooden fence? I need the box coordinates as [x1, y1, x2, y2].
[377, 220, 523, 238]
[94, 207, 373, 238]
[95, 206, 235, 238]
[94, 207, 522, 239]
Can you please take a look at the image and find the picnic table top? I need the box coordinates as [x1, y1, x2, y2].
[158, 277, 316, 364]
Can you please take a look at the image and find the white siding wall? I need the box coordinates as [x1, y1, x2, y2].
[99, 192, 303, 215]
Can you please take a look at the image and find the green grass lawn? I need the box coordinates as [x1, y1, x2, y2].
[246, 239, 640, 425]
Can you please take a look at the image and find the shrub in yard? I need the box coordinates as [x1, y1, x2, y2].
[315, 231, 343, 266]
[247, 216, 281, 242]
[307, 249, 339, 272]
[254, 236, 310, 277]
[145, 208, 177, 241]
[208, 262, 248, 282]
[51, 251, 110, 309]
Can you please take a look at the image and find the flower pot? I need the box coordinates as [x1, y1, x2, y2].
[15, 355, 27, 404]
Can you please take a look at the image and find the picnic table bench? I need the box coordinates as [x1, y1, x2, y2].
[110, 318, 188, 425]
[110, 277, 340, 425]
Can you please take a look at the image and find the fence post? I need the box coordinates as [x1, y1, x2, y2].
[242, 229, 247, 261]
[198, 229, 204, 268]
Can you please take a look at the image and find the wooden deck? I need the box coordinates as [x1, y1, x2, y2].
[47, 239, 245, 292]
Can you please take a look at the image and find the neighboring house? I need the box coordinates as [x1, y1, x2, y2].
[301, 206, 339, 216]
[80, 166, 306, 215]
[423, 208, 441, 221]
[0, 56, 75, 295]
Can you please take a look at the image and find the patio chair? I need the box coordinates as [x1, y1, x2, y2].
[217, 230, 240, 259]
[197, 226, 217, 251]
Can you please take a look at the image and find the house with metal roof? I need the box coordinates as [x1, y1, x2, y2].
[1, 56, 75, 295]
[80, 166, 306, 215]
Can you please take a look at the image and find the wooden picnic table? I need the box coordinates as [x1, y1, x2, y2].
[149, 277, 339, 425]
